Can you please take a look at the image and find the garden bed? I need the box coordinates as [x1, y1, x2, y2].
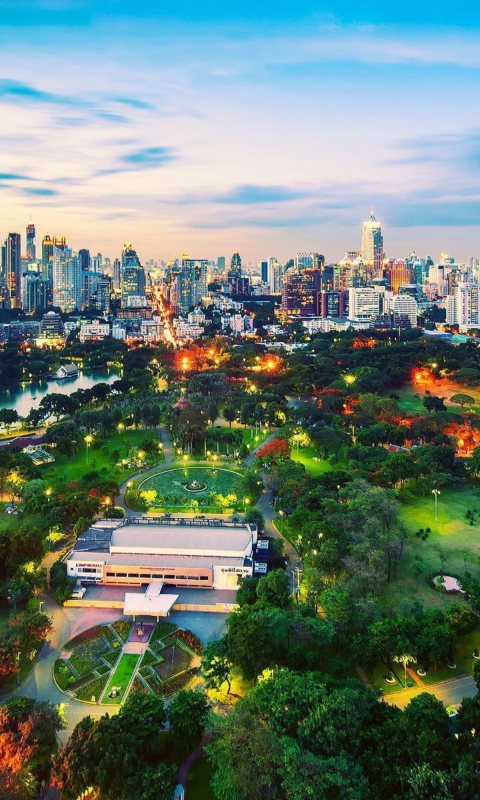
[54, 659, 77, 691]
[103, 650, 120, 666]
[154, 670, 195, 698]
[140, 648, 161, 668]
[153, 644, 191, 680]
[69, 637, 108, 677]
[166, 629, 203, 656]
[110, 620, 133, 642]
[150, 621, 178, 644]
[66, 625, 105, 649]
[75, 673, 110, 703]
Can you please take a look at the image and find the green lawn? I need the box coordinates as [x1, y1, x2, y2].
[39, 428, 163, 485]
[139, 467, 244, 508]
[381, 485, 480, 611]
[102, 653, 140, 705]
[384, 383, 480, 416]
[291, 446, 335, 476]
[187, 753, 215, 800]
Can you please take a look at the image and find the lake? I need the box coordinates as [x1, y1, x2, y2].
[0, 369, 121, 417]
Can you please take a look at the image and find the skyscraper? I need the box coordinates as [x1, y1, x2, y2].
[361, 211, 384, 275]
[42, 234, 54, 282]
[26, 221, 36, 263]
[121, 243, 146, 306]
[79, 249, 91, 271]
[52, 246, 82, 312]
[3, 233, 21, 308]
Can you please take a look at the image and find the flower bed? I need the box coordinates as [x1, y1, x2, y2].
[111, 620, 133, 642]
[75, 674, 110, 703]
[102, 626, 117, 643]
[166, 629, 203, 656]
[150, 621, 178, 644]
[156, 670, 195, 698]
[103, 650, 120, 666]
[153, 644, 191, 680]
[96, 663, 111, 676]
[66, 625, 104, 649]
[68, 673, 98, 692]
[131, 676, 150, 695]
[69, 637, 108, 677]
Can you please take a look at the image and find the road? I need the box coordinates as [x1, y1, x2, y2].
[384, 673, 478, 710]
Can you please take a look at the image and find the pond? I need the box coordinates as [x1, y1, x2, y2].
[0, 368, 120, 417]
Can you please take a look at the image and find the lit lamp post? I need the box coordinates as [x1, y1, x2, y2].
[432, 488, 441, 522]
[84, 434, 93, 464]
[279, 508, 285, 534]
[243, 497, 250, 510]
[117, 422, 124, 433]
[45, 487, 52, 503]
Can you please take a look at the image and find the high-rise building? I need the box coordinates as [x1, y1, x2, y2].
[321, 290, 348, 318]
[348, 287, 382, 321]
[217, 256, 226, 271]
[2, 233, 21, 308]
[361, 211, 384, 275]
[52, 246, 82, 312]
[121, 243, 146, 306]
[229, 252, 242, 279]
[384, 260, 413, 294]
[176, 257, 208, 311]
[261, 261, 268, 284]
[26, 221, 36, 263]
[79, 249, 91, 271]
[42, 234, 54, 283]
[294, 252, 325, 271]
[21, 274, 49, 313]
[268, 257, 283, 294]
[447, 284, 480, 329]
[281, 268, 321, 317]
[391, 294, 418, 326]
[113, 258, 122, 291]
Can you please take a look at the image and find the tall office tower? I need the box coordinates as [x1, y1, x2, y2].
[281, 268, 321, 317]
[42, 234, 54, 282]
[217, 256, 226, 271]
[121, 243, 145, 306]
[79, 249, 91, 271]
[21, 274, 49, 313]
[261, 261, 268, 283]
[3, 233, 21, 308]
[96, 278, 111, 313]
[52, 246, 82, 312]
[361, 211, 384, 275]
[26, 221, 36, 263]
[177, 257, 208, 310]
[268, 257, 283, 293]
[384, 259, 413, 294]
[229, 252, 242, 279]
[122, 242, 141, 269]
[392, 295, 418, 326]
[113, 258, 122, 291]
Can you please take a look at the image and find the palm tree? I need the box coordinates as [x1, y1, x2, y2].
[393, 653, 417, 687]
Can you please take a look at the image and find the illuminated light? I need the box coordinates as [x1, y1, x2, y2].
[266, 360, 276, 370]
[431, 362, 438, 369]
[344, 375, 356, 385]
[415, 373, 422, 382]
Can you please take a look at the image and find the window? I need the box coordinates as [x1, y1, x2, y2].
[128, 573, 140, 578]
[116, 573, 127, 577]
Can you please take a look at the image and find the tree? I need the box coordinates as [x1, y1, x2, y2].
[243, 508, 265, 532]
[203, 639, 232, 694]
[0, 409, 19, 432]
[168, 689, 210, 746]
[236, 575, 259, 606]
[123, 765, 177, 800]
[256, 439, 291, 464]
[223, 404, 237, 428]
[450, 393, 475, 409]
[423, 395, 446, 413]
[393, 653, 417, 687]
[256, 569, 290, 608]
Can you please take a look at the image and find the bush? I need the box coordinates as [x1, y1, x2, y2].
[167, 629, 203, 656]
[54, 659, 77, 691]
[150, 621, 178, 644]
[66, 625, 105, 649]
[75, 674, 110, 703]
[111, 620, 133, 641]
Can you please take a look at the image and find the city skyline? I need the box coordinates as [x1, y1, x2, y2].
[1, 2, 480, 260]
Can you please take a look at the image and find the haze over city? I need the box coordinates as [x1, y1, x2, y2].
[1, 1, 480, 261]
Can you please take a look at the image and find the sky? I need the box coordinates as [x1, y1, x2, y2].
[1, 1, 480, 263]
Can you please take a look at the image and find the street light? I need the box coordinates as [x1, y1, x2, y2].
[279, 509, 285, 534]
[432, 488, 441, 522]
[45, 488, 52, 502]
[84, 434, 93, 464]
[117, 422, 124, 432]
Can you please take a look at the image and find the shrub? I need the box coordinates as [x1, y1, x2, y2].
[150, 621, 178, 644]
[111, 620, 133, 641]
[50, 559, 75, 605]
[54, 659, 77, 691]
[66, 625, 104, 649]
[75, 674, 110, 703]
[166, 629, 203, 656]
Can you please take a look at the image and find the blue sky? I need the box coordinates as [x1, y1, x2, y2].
[0, 1, 479, 262]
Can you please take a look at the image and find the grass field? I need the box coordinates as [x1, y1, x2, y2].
[39, 428, 163, 485]
[291, 446, 335, 476]
[385, 383, 480, 416]
[381, 485, 480, 611]
[140, 467, 244, 505]
[102, 653, 140, 704]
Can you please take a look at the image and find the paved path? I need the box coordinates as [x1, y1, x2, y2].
[1, 593, 121, 743]
[179, 731, 213, 792]
[384, 673, 477, 710]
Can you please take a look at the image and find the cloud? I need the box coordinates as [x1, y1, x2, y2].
[121, 146, 176, 167]
[213, 184, 309, 204]
[111, 96, 154, 110]
[0, 172, 33, 181]
[23, 187, 58, 196]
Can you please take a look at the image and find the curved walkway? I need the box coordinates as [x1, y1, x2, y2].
[179, 731, 213, 794]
